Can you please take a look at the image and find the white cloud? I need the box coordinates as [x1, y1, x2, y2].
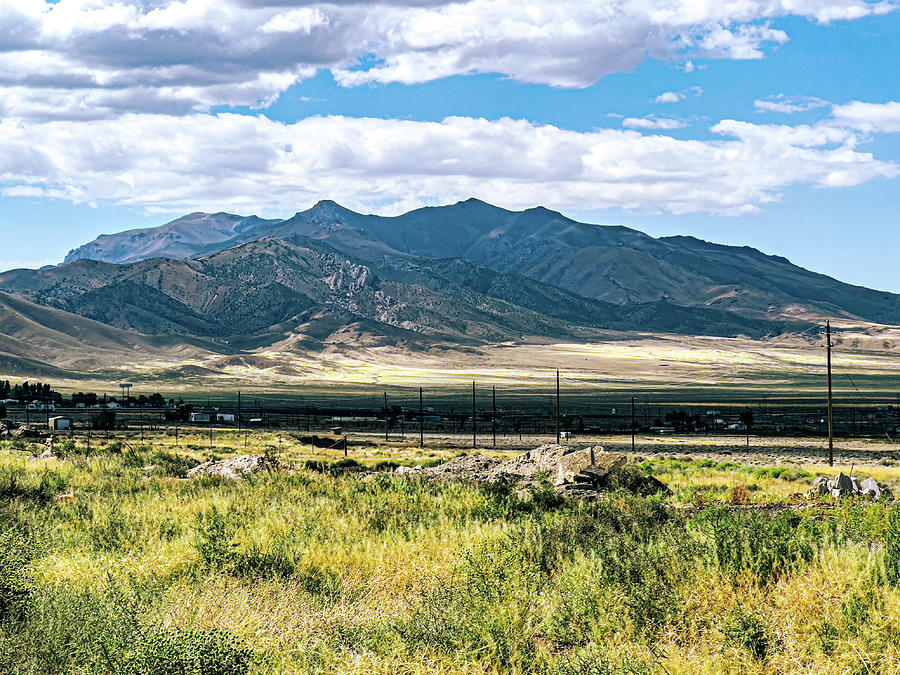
[0, 1, 895, 119]
[654, 86, 703, 104]
[755, 95, 830, 114]
[0, 112, 895, 218]
[622, 116, 686, 130]
[832, 101, 900, 133]
[655, 91, 684, 104]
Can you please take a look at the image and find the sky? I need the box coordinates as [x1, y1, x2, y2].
[0, 0, 899, 291]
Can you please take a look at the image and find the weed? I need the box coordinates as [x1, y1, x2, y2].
[722, 606, 770, 660]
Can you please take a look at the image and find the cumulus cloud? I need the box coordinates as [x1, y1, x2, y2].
[831, 101, 900, 133]
[0, 1, 896, 119]
[0, 112, 895, 217]
[755, 95, 830, 114]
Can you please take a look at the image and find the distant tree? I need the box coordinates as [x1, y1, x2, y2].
[91, 409, 116, 430]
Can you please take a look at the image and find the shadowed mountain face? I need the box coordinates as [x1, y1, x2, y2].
[3, 237, 790, 347]
[63, 199, 900, 326]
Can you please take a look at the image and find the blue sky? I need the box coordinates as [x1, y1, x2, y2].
[1, 1, 899, 291]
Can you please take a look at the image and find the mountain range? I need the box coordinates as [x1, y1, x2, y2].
[2, 198, 898, 382]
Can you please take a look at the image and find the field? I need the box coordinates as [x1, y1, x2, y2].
[5, 321, 900, 397]
[3, 429, 900, 674]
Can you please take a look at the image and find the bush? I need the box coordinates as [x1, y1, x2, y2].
[699, 508, 818, 586]
[232, 543, 295, 580]
[195, 507, 296, 581]
[150, 450, 196, 477]
[124, 627, 253, 675]
[884, 507, 900, 586]
[722, 606, 770, 660]
[195, 507, 233, 571]
[0, 527, 34, 623]
[0, 465, 66, 505]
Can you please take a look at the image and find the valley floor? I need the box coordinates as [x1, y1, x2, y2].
[8, 324, 900, 398]
[2, 432, 900, 673]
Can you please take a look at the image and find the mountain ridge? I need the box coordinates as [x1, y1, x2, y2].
[62, 199, 900, 326]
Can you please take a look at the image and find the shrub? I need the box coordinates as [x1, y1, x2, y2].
[150, 450, 196, 477]
[232, 544, 295, 580]
[0, 527, 34, 623]
[722, 606, 770, 660]
[0, 465, 65, 505]
[699, 508, 818, 586]
[124, 627, 254, 675]
[884, 507, 900, 587]
[195, 507, 233, 571]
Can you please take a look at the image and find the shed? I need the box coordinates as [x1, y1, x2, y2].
[48, 416, 71, 431]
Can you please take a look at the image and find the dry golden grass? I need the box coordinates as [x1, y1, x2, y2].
[4, 433, 900, 674]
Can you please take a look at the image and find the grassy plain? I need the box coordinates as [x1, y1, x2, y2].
[6, 322, 900, 398]
[2, 431, 900, 674]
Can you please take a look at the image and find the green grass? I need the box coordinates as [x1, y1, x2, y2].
[2, 435, 900, 674]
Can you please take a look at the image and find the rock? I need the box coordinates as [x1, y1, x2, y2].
[390, 444, 655, 499]
[12, 425, 40, 438]
[36, 447, 56, 461]
[828, 472, 855, 497]
[859, 476, 881, 499]
[808, 476, 830, 497]
[554, 447, 598, 486]
[187, 454, 280, 480]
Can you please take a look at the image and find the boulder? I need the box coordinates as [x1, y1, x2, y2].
[808, 476, 830, 497]
[391, 443, 658, 498]
[187, 454, 280, 480]
[859, 476, 881, 499]
[828, 472, 855, 497]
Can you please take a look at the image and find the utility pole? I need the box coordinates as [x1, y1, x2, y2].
[492, 385, 497, 447]
[472, 381, 477, 450]
[237, 391, 242, 432]
[827, 320, 834, 466]
[419, 386, 424, 449]
[556, 369, 560, 445]
[384, 392, 389, 442]
[631, 396, 635, 453]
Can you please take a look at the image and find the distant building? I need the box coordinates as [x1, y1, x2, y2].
[216, 413, 235, 422]
[189, 412, 210, 423]
[48, 416, 71, 431]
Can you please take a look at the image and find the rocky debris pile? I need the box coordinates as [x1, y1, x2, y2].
[395, 444, 668, 498]
[187, 454, 280, 480]
[11, 425, 41, 439]
[808, 473, 893, 501]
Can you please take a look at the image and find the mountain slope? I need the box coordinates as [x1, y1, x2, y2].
[3, 237, 791, 347]
[61, 199, 900, 326]
[0, 290, 225, 374]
